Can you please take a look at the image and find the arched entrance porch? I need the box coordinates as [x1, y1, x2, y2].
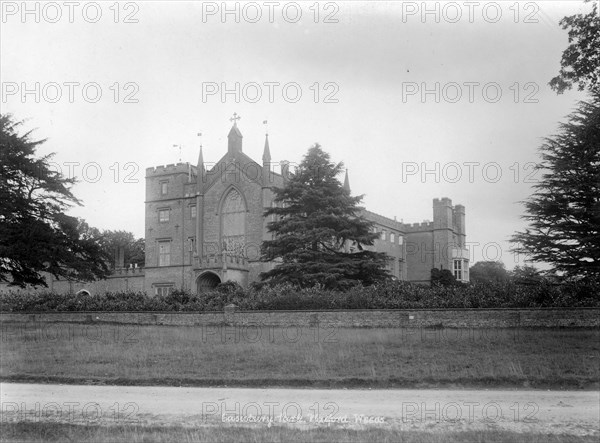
[196, 271, 221, 294]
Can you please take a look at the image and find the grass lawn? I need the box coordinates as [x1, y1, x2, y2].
[1, 322, 598, 388]
[1, 422, 599, 443]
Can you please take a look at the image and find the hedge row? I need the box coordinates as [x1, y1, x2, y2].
[1, 279, 599, 312]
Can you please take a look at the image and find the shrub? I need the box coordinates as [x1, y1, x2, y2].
[0, 278, 598, 312]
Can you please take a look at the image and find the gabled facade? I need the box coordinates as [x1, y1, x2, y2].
[144, 121, 285, 295]
[143, 120, 469, 295]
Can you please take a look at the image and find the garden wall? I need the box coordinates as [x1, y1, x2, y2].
[1, 307, 598, 328]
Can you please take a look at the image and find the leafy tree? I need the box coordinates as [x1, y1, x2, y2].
[260, 144, 390, 289]
[100, 230, 145, 269]
[73, 220, 144, 270]
[0, 114, 110, 287]
[511, 94, 600, 278]
[549, 0, 600, 94]
[469, 261, 510, 284]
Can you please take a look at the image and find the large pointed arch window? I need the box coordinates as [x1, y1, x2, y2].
[221, 188, 246, 256]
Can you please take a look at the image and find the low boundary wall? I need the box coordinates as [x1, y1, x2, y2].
[1, 308, 598, 328]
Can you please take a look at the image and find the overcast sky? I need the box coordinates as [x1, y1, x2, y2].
[1, 1, 593, 268]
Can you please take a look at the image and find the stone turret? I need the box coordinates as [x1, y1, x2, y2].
[196, 147, 205, 193]
[433, 197, 453, 230]
[343, 169, 350, 193]
[262, 133, 271, 186]
[454, 204, 466, 248]
[262, 134, 271, 164]
[227, 123, 243, 154]
[432, 197, 453, 270]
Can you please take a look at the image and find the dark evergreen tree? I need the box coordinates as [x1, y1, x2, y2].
[260, 144, 390, 289]
[430, 268, 457, 286]
[510, 265, 549, 286]
[0, 114, 110, 287]
[511, 94, 600, 278]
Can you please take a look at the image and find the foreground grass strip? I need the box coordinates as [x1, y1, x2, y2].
[2, 325, 599, 389]
[1, 374, 597, 390]
[0, 423, 598, 443]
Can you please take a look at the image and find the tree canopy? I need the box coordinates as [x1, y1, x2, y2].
[511, 94, 600, 278]
[512, 2, 600, 281]
[549, 0, 600, 94]
[76, 224, 145, 269]
[0, 114, 111, 287]
[100, 230, 145, 269]
[260, 144, 390, 289]
[469, 261, 510, 284]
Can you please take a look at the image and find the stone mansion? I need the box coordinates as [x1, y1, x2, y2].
[0, 118, 469, 295]
[143, 119, 469, 295]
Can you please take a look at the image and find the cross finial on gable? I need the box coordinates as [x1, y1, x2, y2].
[230, 112, 241, 126]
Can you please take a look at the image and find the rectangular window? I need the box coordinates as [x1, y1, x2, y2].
[381, 229, 386, 240]
[190, 205, 197, 219]
[390, 232, 395, 243]
[398, 236, 404, 245]
[159, 209, 170, 223]
[154, 284, 174, 296]
[160, 181, 168, 195]
[453, 259, 463, 281]
[158, 241, 171, 266]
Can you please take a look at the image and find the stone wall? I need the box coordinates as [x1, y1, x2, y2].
[1, 308, 598, 328]
[0, 271, 145, 295]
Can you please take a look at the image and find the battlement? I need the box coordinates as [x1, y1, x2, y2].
[404, 221, 435, 232]
[433, 197, 452, 206]
[146, 163, 195, 177]
[361, 209, 405, 232]
[110, 267, 145, 276]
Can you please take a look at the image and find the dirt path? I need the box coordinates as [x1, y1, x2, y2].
[1, 383, 598, 436]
